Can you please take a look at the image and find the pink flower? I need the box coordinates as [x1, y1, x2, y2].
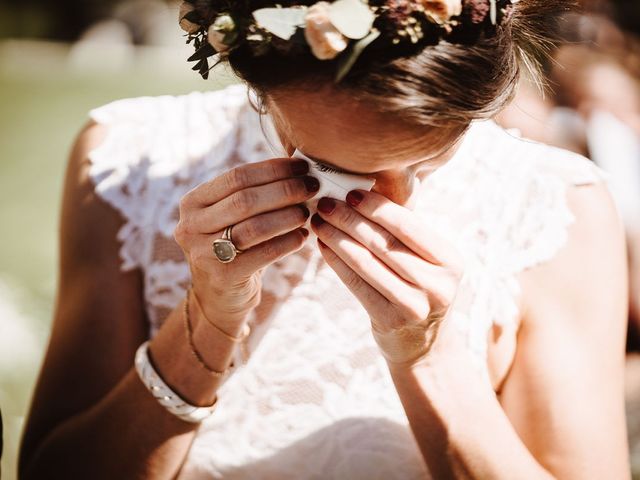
[418, 0, 463, 23]
[179, 2, 200, 34]
[208, 15, 236, 53]
[304, 2, 348, 60]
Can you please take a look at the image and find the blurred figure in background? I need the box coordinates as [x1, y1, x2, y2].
[497, 4, 640, 348]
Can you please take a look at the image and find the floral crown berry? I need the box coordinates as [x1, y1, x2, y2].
[180, 0, 515, 82]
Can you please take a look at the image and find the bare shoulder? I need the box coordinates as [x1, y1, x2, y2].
[517, 178, 627, 333]
[20, 122, 148, 469]
[499, 178, 630, 478]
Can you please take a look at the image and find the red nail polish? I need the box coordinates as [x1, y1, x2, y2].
[317, 197, 336, 215]
[303, 176, 320, 193]
[291, 160, 309, 176]
[346, 190, 364, 208]
[311, 213, 325, 228]
[299, 204, 311, 218]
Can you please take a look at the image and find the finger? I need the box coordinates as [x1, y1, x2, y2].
[231, 205, 310, 251]
[346, 190, 465, 268]
[183, 158, 310, 207]
[316, 239, 391, 318]
[312, 215, 429, 319]
[186, 175, 320, 233]
[316, 198, 447, 292]
[195, 228, 309, 278]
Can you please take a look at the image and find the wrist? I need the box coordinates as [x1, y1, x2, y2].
[191, 277, 259, 333]
[373, 317, 443, 368]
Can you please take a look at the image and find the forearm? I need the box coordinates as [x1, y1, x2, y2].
[21, 296, 247, 480]
[388, 353, 554, 480]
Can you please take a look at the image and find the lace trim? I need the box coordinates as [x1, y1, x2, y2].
[414, 121, 611, 375]
[86, 85, 254, 272]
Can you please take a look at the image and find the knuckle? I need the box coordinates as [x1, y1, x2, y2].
[240, 221, 261, 244]
[174, 222, 187, 244]
[179, 191, 193, 212]
[261, 239, 284, 260]
[378, 231, 402, 255]
[340, 206, 359, 230]
[227, 167, 249, 190]
[282, 178, 302, 200]
[230, 191, 254, 216]
[266, 160, 281, 180]
[343, 270, 362, 291]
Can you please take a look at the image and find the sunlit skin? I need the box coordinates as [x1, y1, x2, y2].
[266, 86, 464, 208]
[266, 87, 630, 478]
[19, 86, 629, 479]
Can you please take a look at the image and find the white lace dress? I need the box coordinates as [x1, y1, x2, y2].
[87, 83, 610, 479]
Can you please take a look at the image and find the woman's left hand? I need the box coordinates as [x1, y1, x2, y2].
[310, 190, 466, 367]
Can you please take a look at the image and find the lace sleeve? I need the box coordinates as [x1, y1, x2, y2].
[508, 142, 612, 275]
[86, 85, 252, 272]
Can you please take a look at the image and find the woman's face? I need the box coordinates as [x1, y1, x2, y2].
[266, 87, 464, 207]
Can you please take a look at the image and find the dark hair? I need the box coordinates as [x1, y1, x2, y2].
[220, 1, 575, 129]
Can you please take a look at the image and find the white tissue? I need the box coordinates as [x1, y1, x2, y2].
[292, 149, 376, 215]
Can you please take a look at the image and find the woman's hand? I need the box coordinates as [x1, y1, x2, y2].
[309, 190, 466, 366]
[174, 158, 319, 331]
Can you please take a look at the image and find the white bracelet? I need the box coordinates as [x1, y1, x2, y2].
[134, 341, 217, 423]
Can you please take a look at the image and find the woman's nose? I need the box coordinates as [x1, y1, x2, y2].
[371, 173, 419, 208]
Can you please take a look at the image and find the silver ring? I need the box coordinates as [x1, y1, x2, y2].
[212, 226, 243, 263]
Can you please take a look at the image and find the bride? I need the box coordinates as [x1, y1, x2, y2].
[19, 0, 630, 478]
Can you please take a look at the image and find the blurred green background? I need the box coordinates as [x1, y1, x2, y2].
[0, 7, 235, 475]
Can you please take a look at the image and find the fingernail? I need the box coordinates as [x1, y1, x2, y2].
[317, 197, 336, 215]
[346, 190, 364, 208]
[303, 176, 320, 193]
[291, 160, 309, 176]
[299, 204, 310, 218]
[300, 228, 310, 238]
[311, 213, 325, 228]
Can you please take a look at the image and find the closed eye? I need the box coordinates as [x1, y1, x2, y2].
[313, 161, 345, 174]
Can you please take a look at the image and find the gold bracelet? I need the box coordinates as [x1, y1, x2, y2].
[189, 285, 251, 343]
[183, 289, 230, 379]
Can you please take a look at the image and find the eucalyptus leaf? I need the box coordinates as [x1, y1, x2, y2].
[187, 42, 215, 62]
[329, 0, 375, 40]
[335, 29, 380, 83]
[252, 7, 307, 40]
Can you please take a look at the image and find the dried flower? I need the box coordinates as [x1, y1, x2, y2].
[464, 0, 491, 24]
[304, 2, 349, 60]
[179, 2, 201, 34]
[385, 0, 418, 28]
[208, 15, 237, 53]
[417, 0, 463, 24]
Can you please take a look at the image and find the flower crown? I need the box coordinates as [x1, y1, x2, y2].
[180, 0, 515, 82]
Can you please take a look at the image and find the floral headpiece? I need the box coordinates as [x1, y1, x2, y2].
[180, 0, 515, 82]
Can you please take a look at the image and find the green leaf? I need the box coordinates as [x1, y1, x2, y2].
[329, 0, 375, 40]
[335, 29, 380, 83]
[192, 59, 205, 71]
[252, 7, 307, 40]
[183, 10, 201, 24]
[188, 42, 215, 62]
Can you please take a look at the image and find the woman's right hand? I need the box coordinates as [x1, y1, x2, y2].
[174, 157, 319, 330]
